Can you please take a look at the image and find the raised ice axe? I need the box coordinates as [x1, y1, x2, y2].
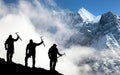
[15, 32, 22, 41]
[40, 36, 45, 47]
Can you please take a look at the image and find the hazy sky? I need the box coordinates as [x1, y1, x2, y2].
[3, 0, 120, 16]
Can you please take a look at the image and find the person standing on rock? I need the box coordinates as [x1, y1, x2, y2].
[48, 44, 64, 71]
[25, 39, 43, 68]
[5, 34, 20, 62]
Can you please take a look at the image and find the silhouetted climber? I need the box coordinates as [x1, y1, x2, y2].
[4, 34, 20, 62]
[48, 44, 64, 71]
[25, 39, 43, 68]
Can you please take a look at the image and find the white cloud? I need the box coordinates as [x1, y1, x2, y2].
[0, 1, 76, 75]
[1, 0, 120, 75]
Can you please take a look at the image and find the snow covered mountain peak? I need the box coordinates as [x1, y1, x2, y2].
[66, 10, 120, 50]
[63, 9, 120, 75]
[78, 7, 95, 22]
[78, 7, 100, 23]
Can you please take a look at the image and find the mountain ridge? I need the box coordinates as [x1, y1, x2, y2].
[0, 58, 63, 75]
[65, 10, 120, 50]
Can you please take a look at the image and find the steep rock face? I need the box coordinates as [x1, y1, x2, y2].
[51, 8, 120, 50]
[91, 33, 120, 50]
[98, 12, 120, 35]
[91, 12, 120, 50]
[65, 8, 100, 47]
[67, 13, 83, 25]
[66, 11, 120, 50]
[99, 11, 118, 25]
[65, 11, 120, 75]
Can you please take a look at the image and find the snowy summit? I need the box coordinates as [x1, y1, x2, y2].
[78, 8, 101, 23]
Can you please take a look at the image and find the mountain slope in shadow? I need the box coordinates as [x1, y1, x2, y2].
[0, 58, 63, 75]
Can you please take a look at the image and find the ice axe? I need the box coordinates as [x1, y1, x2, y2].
[15, 32, 22, 41]
[40, 36, 45, 47]
[57, 53, 66, 58]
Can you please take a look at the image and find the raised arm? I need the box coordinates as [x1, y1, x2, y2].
[13, 35, 19, 41]
[57, 48, 62, 56]
[35, 40, 43, 46]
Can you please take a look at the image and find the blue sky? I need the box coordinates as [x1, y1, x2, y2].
[3, 0, 18, 4]
[3, 0, 120, 16]
[55, 0, 120, 16]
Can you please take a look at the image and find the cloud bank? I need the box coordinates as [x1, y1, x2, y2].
[0, 0, 78, 75]
[0, 0, 120, 75]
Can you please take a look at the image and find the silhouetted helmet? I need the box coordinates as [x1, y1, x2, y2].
[9, 35, 12, 38]
[53, 44, 57, 47]
[30, 39, 33, 43]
